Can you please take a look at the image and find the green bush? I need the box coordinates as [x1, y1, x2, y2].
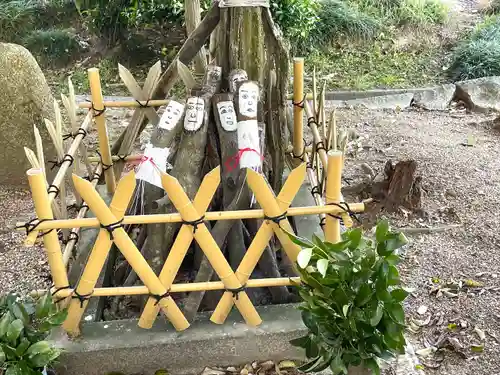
[287, 221, 409, 374]
[23, 28, 83, 66]
[0, 292, 67, 375]
[0, 0, 38, 42]
[449, 15, 500, 80]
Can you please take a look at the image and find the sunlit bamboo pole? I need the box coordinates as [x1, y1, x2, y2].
[293, 58, 304, 160]
[63, 172, 136, 336]
[31, 277, 302, 299]
[139, 167, 220, 329]
[72, 173, 189, 331]
[312, 66, 317, 116]
[286, 145, 312, 154]
[319, 81, 327, 142]
[17, 202, 365, 232]
[326, 109, 336, 151]
[325, 151, 343, 243]
[24, 112, 93, 246]
[62, 163, 103, 267]
[78, 99, 171, 109]
[211, 165, 305, 324]
[88, 68, 116, 193]
[87, 154, 143, 163]
[304, 154, 325, 228]
[27, 168, 70, 302]
[160, 171, 261, 326]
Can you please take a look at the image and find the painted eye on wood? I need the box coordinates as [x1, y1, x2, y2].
[158, 100, 184, 130]
[184, 97, 205, 131]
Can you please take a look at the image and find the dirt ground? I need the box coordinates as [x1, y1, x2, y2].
[2, 105, 500, 375]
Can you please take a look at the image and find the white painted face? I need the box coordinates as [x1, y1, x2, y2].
[207, 66, 222, 84]
[158, 101, 184, 130]
[184, 97, 205, 131]
[216, 101, 237, 131]
[238, 82, 259, 118]
[229, 71, 248, 92]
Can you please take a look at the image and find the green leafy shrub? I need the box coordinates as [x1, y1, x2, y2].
[449, 15, 500, 80]
[0, 292, 67, 375]
[23, 28, 84, 67]
[288, 221, 409, 374]
[0, 0, 38, 42]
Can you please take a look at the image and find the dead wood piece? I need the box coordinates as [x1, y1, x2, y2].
[384, 160, 421, 212]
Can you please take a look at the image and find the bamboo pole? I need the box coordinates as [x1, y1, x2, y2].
[62, 164, 103, 266]
[78, 99, 170, 109]
[17, 202, 365, 232]
[211, 165, 305, 324]
[325, 151, 343, 243]
[63, 172, 136, 336]
[160, 171, 261, 326]
[88, 68, 116, 193]
[312, 66, 317, 116]
[24, 112, 93, 246]
[31, 277, 302, 298]
[326, 109, 336, 151]
[71, 173, 189, 331]
[27, 168, 70, 302]
[138, 167, 220, 329]
[319, 81, 327, 142]
[87, 154, 143, 163]
[293, 58, 304, 160]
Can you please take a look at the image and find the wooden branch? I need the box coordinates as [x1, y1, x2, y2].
[185, 0, 208, 74]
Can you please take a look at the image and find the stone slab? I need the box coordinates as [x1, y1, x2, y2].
[52, 304, 306, 375]
[342, 93, 415, 110]
[455, 76, 500, 113]
[412, 84, 456, 110]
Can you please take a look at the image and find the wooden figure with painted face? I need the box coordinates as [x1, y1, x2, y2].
[228, 69, 248, 93]
[158, 100, 184, 131]
[238, 81, 260, 120]
[203, 65, 223, 94]
[184, 97, 205, 131]
[216, 100, 237, 132]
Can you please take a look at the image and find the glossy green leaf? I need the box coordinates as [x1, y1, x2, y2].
[2, 344, 17, 360]
[289, 335, 310, 348]
[324, 240, 350, 254]
[5, 364, 22, 375]
[390, 288, 409, 302]
[284, 229, 314, 248]
[387, 304, 405, 325]
[48, 309, 68, 326]
[29, 349, 59, 368]
[0, 311, 13, 338]
[347, 228, 362, 249]
[6, 319, 24, 343]
[375, 220, 389, 243]
[370, 303, 384, 326]
[297, 248, 313, 268]
[385, 254, 401, 265]
[16, 338, 30, 357]
[301, 310, 318, 335]
[388, 266, 400, 285]
[0, 345, 5, 365]
[35, 293, 53, 319]
[355, 284, 373, 307]
[385, 232, 408, 253]
[10, 302, 29, 326]
[364, 358, 380, 375]
[26, 341, 52, 357]
[330, 354, 348, 375]
[297, 356, 322, 372]
[317, 259, 329, 277]
[342, 304, 349, 317]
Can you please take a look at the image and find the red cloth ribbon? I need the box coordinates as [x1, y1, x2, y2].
[224, 148, 263, 171]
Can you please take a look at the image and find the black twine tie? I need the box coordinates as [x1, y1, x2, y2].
[326, 202, 361, 223]
[51, 285, 72, 304]
[16, 218, 54, 237]
[182, 216, 205, 233]
[96, 151, 113, 171]
[100, 218, 124, 240]
[49, 154, 74, 170]
[150, 291, 170, 306]
[47, 184, 60, 198]
[72, 290, 93, 308]
[135, 99, 151, 108]
[292, 94, 306, 109]
[264, 211, 288, 228]
[63, 128, 87, 141]
[226, 284, 246, 300]
[91, 102, 106, 117]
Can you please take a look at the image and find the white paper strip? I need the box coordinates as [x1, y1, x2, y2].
[237, 120, 261, 171]
[136, 144, 170, 189]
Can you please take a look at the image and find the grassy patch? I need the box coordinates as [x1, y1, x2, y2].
[0, 0, 37, 42]
[305, 33, 447, 89]
[449, 15, 500, 80]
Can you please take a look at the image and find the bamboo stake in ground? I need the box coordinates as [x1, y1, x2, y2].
[71, 173, 189, 331]
[159, 171, 261, 326]
[138, 167, 220, 329]
[210, 164, 305, 325]
[27, 168, 70, 303]
[292, 58, 304, 162]
[325, 150, 343, 243]
[63, 172, 136, 336]
[88, 68, 116, 193]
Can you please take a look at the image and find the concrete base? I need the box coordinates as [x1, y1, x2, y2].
[52, 304, 307, 375]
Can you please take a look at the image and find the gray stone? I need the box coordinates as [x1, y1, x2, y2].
[412, 84, 456, 110]
[455, 76, 500, 113]
[343, 93, 415, 110]
[0, 43, 56, 186]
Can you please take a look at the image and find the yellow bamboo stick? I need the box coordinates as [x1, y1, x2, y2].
[88, 68, 116, 193]
[24, 112, 93, 246]
[160, 171, 261, 326]
[138, 167, 221, 329]
[325, 151, 343, 243]
[71, 173, 189, 331]
[17, 203, 365, 232]
[27, 169, 70, 302]
[211, 164, 306, 324]
[30, 277, 302, 299]
[63, 172, 136, 336]
[78, 99, 170, 109]
[87, 154, 143, 163]
[293, 58, 304, 160]
[320, 81, 327, 142]
[312, 66, 317, 116]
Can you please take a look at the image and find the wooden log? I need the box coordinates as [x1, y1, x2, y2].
[185, 0, 207, 74]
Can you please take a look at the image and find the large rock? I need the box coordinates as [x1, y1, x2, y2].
[0, 43, 56, 186]
[412, 84, 456, 111]
[343, 93, 414, 110]
[455, 76, 500, 113]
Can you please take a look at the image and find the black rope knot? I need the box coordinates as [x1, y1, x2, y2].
[307, 116, 318, 128]
[47, 184, 60, 198]
[91, 102, 106, 117]
[310, 185, 321, 196]
[51, 285, 72, 304]
[226, 284, 246, 300]
[62, 231, 80, 245]
[150, 291, 170, 306]
[182, 216, 205, 233]
[84, 171, 102, 183]
[315, 141, 327, 153]
[326, 202, 361, 223]
[292, 94, 306, 109]
[116, 154, 129, 162]
[16, 218, 54, 237]
[72, 290, 93, 308]
[100, 218, 124, 240]
[49, 154, 74, 170]
[264, 211, 288, 228]
[63, 128, 87, 141]
[135, 99, 151, 108]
